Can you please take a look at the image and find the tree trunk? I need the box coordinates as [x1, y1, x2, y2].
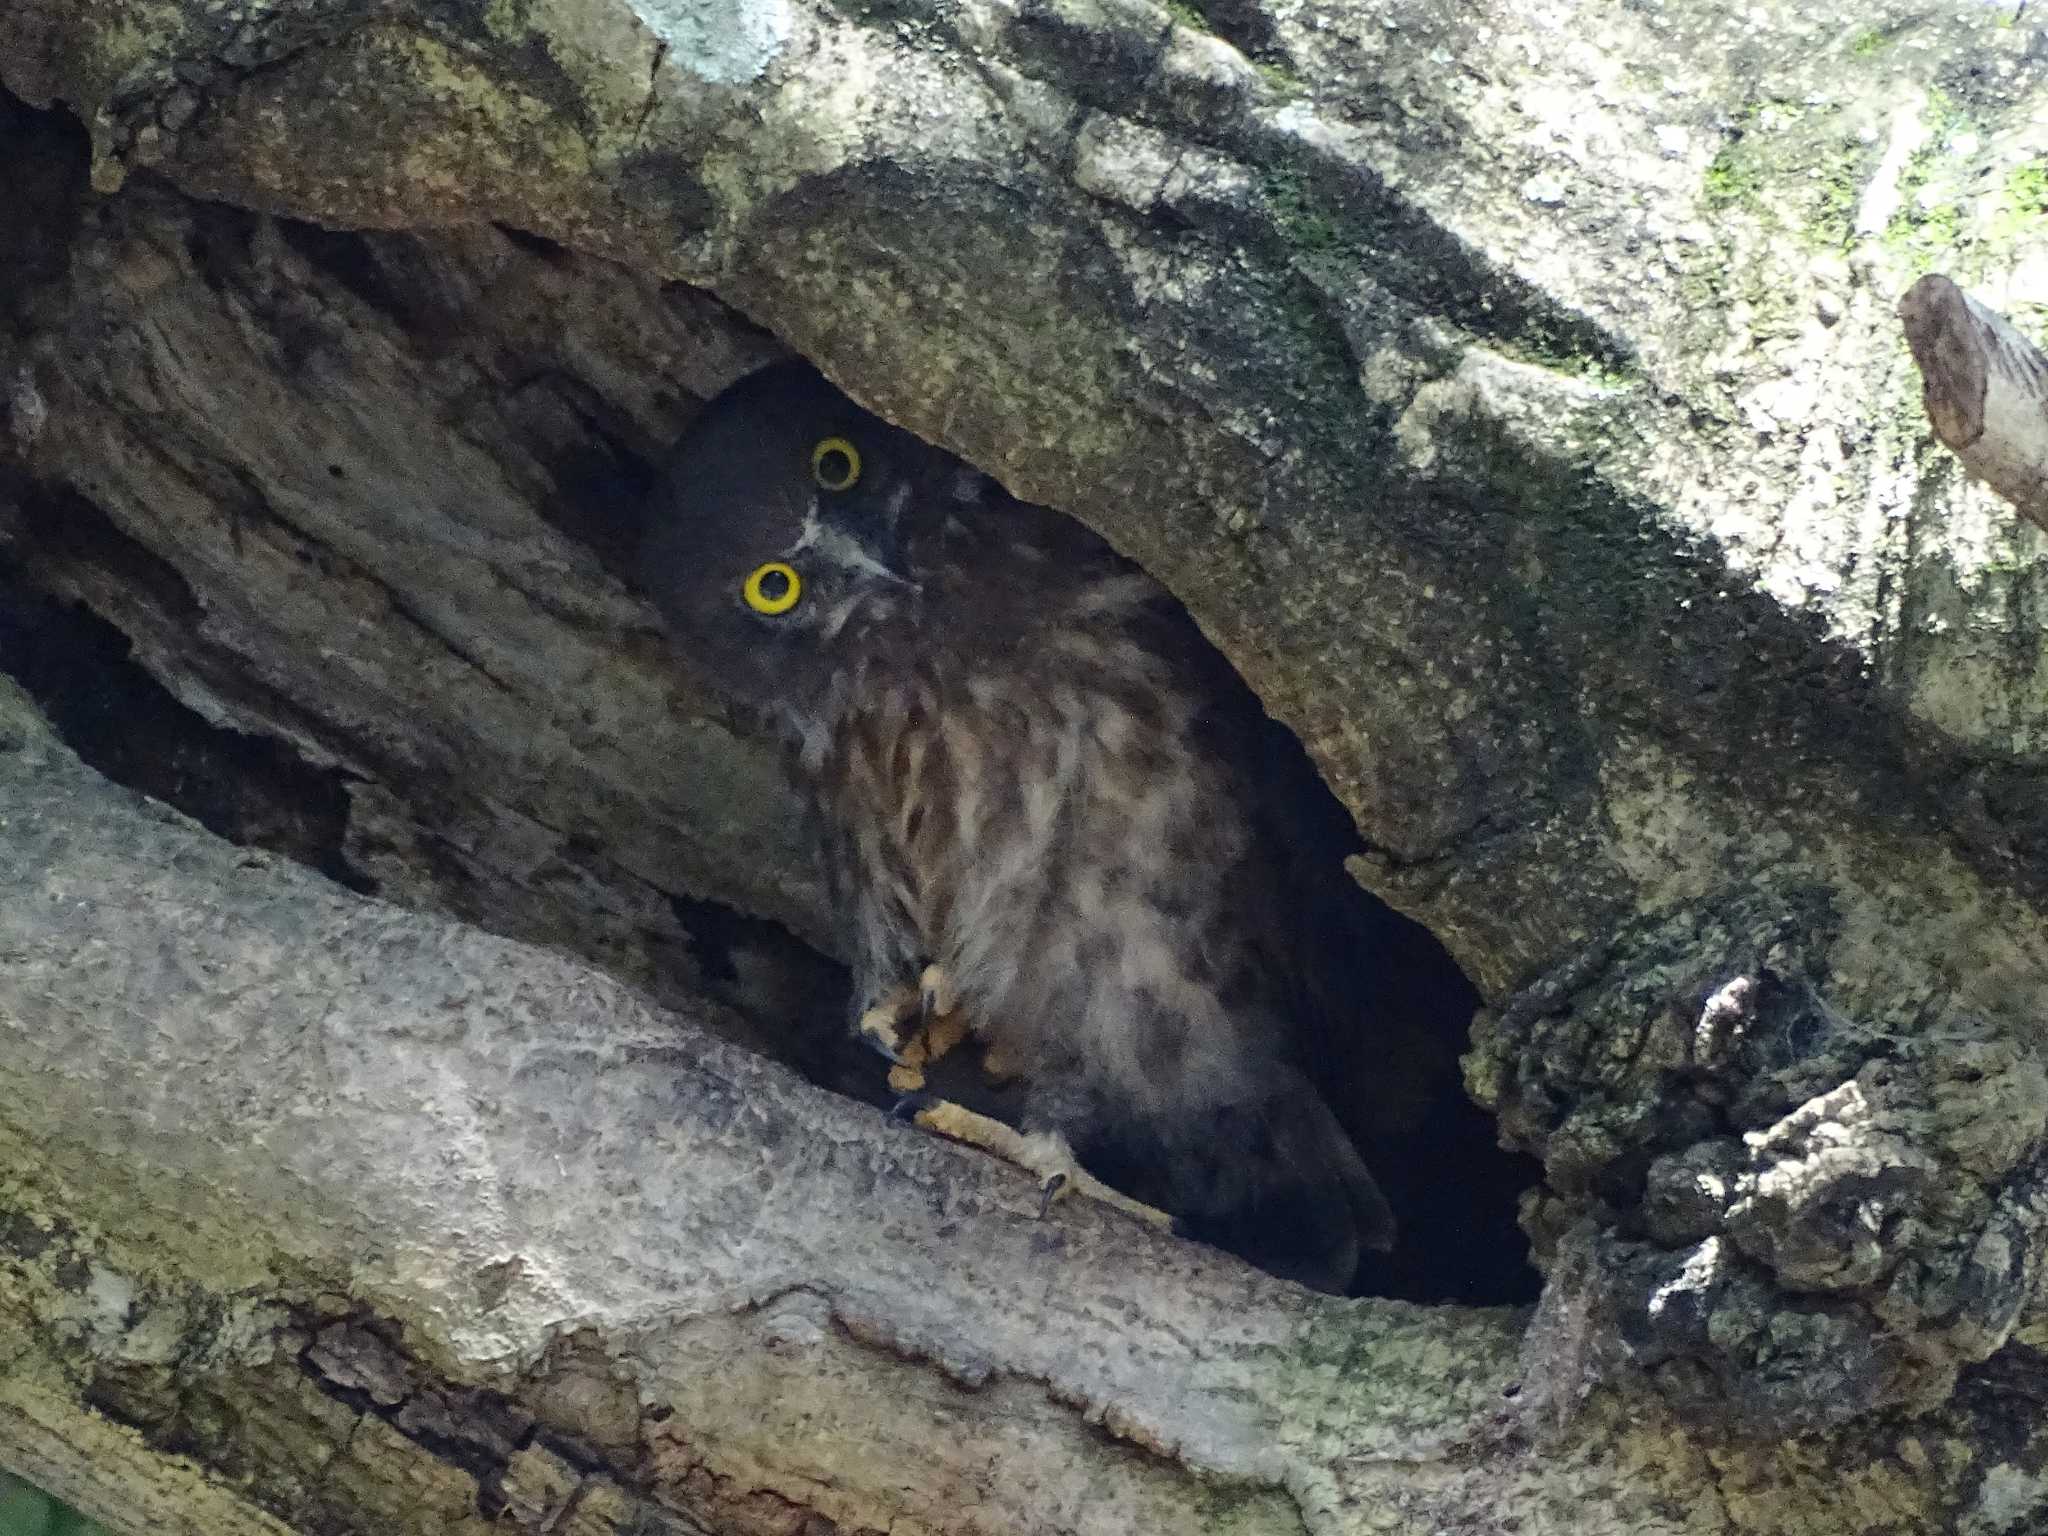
[2, 0, 2046, 1531]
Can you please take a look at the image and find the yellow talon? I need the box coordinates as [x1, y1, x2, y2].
[857, 983, 920, 1064]
[910, 1101, 1174, 1230]
[876, 966, 970, 1092]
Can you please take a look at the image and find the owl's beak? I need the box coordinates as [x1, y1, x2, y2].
[794, 494, 917, 591]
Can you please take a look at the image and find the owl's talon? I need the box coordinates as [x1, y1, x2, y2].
[868, 969, 971, 1091]
[890, 1092, 934, 1124]
[1037, 1172, 1068, 1220]
[905, 1100, 1174, 1230]
[861, 1029, 908, 1067]
[856, 983, 920, 1065]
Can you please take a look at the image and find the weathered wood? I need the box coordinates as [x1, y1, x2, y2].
[0, 684, 1528, 1531]
[1900, 274, 2048, 533]
[7, 163, 2038, 1455]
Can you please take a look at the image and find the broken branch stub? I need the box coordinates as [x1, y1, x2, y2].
[1899, 273, 2048, 533]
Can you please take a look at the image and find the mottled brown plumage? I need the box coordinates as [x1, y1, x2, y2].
[638, 361, 1393, 1289]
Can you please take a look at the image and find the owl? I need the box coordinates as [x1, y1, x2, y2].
[638, 361, 1396, 1291]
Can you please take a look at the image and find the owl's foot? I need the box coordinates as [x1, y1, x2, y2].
[887, 1008, 972, 1094]
[883, 965, 970, 1094]
[856, 983, 919, 1065]
[896, 1096, 1173, 1230]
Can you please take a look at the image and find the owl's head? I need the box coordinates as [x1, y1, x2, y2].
[638, 361, 946, 724]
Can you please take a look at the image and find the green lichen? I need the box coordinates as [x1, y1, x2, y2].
[1259, 166, 1344, 256]
[1153, 0, 1305, 98]
[1977, 553, 2039, 578]
[1505, 322, 1634, 388]
[1899, 197, 1962, 250]
[1881, 91, 1975, 275]
[1700, 100, 1778, 212]
[1698, 97, 1861, 256]
[1848, 27, 1891, 57]
[1993, 161, 2048, 242]
[1253, 56, 1305, 98]
[1701, 143, 1761, 211]
[1809, 147, 1862, 252]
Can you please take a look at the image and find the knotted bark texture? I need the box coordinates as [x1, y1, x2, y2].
[1471, 884, 2048, 1436]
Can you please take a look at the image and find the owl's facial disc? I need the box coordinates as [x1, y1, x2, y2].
[730, 433, 911, 624]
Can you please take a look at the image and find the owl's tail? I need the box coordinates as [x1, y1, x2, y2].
[1170, 1082, 1396, 1295]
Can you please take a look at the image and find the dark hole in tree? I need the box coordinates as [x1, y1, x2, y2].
[0, 538, 1529, 1300]
[0, 87, 1538, 1301]
[0, 561, 373, 897]
[616, 350, 1539, 1306]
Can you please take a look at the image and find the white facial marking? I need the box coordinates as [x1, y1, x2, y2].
[791, 497, 910, 587]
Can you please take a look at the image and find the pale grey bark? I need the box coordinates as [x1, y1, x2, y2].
[0, 685, 1562, 1535]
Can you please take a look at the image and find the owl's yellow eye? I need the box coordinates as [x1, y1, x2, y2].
[811, 437, 861, 492]
[743, 561, 802, 615]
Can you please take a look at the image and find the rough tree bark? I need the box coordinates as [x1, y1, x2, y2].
[2, 0, 2047, 1532]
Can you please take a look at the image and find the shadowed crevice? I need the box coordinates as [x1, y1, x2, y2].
[0, 555, 372, 895]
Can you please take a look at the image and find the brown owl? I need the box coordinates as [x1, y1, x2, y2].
[638, 361, 1396, 1291]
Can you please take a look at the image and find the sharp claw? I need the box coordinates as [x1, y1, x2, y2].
[854, 983, 919, 1066]
[859, 1028, 907, 1066]
[918, 961, 957, 1021]
[1037, 1172, 1067, 1220]
[890, 1092, 934, 1124]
